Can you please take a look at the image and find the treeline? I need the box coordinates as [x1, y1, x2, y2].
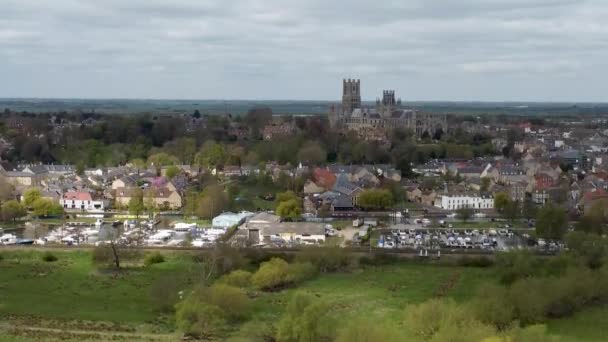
[1, 109, 497, 171]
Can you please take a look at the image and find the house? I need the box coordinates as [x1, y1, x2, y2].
[243, 221, 326, 245]
[112, 174, 140, 190]
[60, 191, 106, 212]
[114, 186, 183, 210]
[262, 122, 295, 140]
[435, 192, 493, 211]
[332, 174, 363, 207]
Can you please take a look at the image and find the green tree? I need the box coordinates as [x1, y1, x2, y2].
[147, 152, 179, 167]
[403, 298, 495, 342]
[1, 200, 26, 222]
[357, 189, 394, 210]
[276, 292, 335, 342]
[503, 200, 520, 222]
[23, 188, 41, 207]
[456, 207, 474, 223]
[335, 318, 404, 342]
[480, 177, 491, 192]
[276, 199, 302, 220]
[576, 200, 607, 235]
[195, 141, 227, 169]
[128, 188, 145, 218]
[32, 198, 63, 217]
[535, 204, 567, 240]
[251, 257, 290, 291]
[522, 197, 538, 220]
[494, 192, 510, 212]
[165, 165, 180, 180]
[297, 141, 326, 165]
[197, 185, 229, 219]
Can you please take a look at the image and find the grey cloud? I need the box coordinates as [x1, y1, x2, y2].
[0, 0, 606, 101]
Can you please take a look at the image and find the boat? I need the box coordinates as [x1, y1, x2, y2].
[94, 219, 103, 228]
[1, 233, 18, 245]
[16, 239, 34, 245]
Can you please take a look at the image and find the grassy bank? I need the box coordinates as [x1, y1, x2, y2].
[0, 249, 605, 341]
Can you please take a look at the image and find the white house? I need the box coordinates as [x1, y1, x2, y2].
[60, 192, 106, 212]
[435, 194, 494, 211]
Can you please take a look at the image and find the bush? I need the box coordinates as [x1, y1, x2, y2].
[41, 252, 58, 262]
[149, 274, 183, 313]
[276, 292, 336, 342]
[203, 284, 251, 322]
[457, 256, 494, 267]
[232, 320, 276, 342]
[252, 258, 290, 291]
[471, 284, 514, 330]
[285, 262, 317, 284]
[218, 270, 253, 288]
[175, 300, 226, 339]
[144, 252, 165, 266]
[360, 253, 399, 266]
[336, 318, 404, 342]
[295, 246, 356, 273]
[403, 298, 495, 341]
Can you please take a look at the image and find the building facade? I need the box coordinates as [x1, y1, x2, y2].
[435, 194, 494, 211]
[329, 79, 447, 138]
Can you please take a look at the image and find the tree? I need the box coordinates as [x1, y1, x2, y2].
[494, 192, 510, 212]
[503, 200, 520, 222]
[0, 177, 14, 201]
[297, 141, 326, 165]
[522, 197, 538, 221]
[195, 141, 227, 169]
[128, 188, 145, 218]
[357, 189, 394, 210]
[479, 177, 490, 193]
[535, 204, 567, 240]
[165, 165, 180, 180]
[456, 207, 474, 223]
[335, 319, 404, 342]
[23, 188, 41, 207]
[276, 292, 335, 342]
[1, 200, 26, 222]
[32, 198, 63, 217]
[276, 199, 301, 220]
[252, 257, 290, 291]
[403, 298, 495, 342]
[575, 200, 607, 235]
[197, 185, 229, 219]
[147, 152, 179, 167]
[175, 299, 227, 339]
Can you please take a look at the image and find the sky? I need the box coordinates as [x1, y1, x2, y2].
[1, 0, 607, 102]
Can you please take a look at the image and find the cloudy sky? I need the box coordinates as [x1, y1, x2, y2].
[1, 0, 607, 101]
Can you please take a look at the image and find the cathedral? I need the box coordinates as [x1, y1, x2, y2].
[329, 79, 447, 139]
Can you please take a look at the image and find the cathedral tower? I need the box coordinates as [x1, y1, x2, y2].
[341, 79, 361, 114]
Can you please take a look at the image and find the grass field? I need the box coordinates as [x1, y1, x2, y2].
[0, 249, 606, 341]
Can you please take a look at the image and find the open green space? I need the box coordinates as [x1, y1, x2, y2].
[0, 249, 605, 341]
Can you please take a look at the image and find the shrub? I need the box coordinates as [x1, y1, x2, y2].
[233, 320, 276, 342]
[276, 292, 336, 342]
[360, 253, 398, 266]
[252, 257, 290, 291]
[471, 284, 514, 330]
[285, 262, 317, 284]
[508, 278, 551, 325]
[457, 256, 494, 267]
[175, 300, 226, 339]
[41, 252, 58, 262]
[149, 274, 183, 313]
[144, 252, 165, 266]
[336, 318, 404, 342]
[403, 298, 495, 341]
[295, 246, 356, 273]
[218, 269, 253, 288]
[203, 284, 251, 322]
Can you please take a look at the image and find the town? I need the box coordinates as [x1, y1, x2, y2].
[1, 82, 608, 341]
[0, 80, 606, 255]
